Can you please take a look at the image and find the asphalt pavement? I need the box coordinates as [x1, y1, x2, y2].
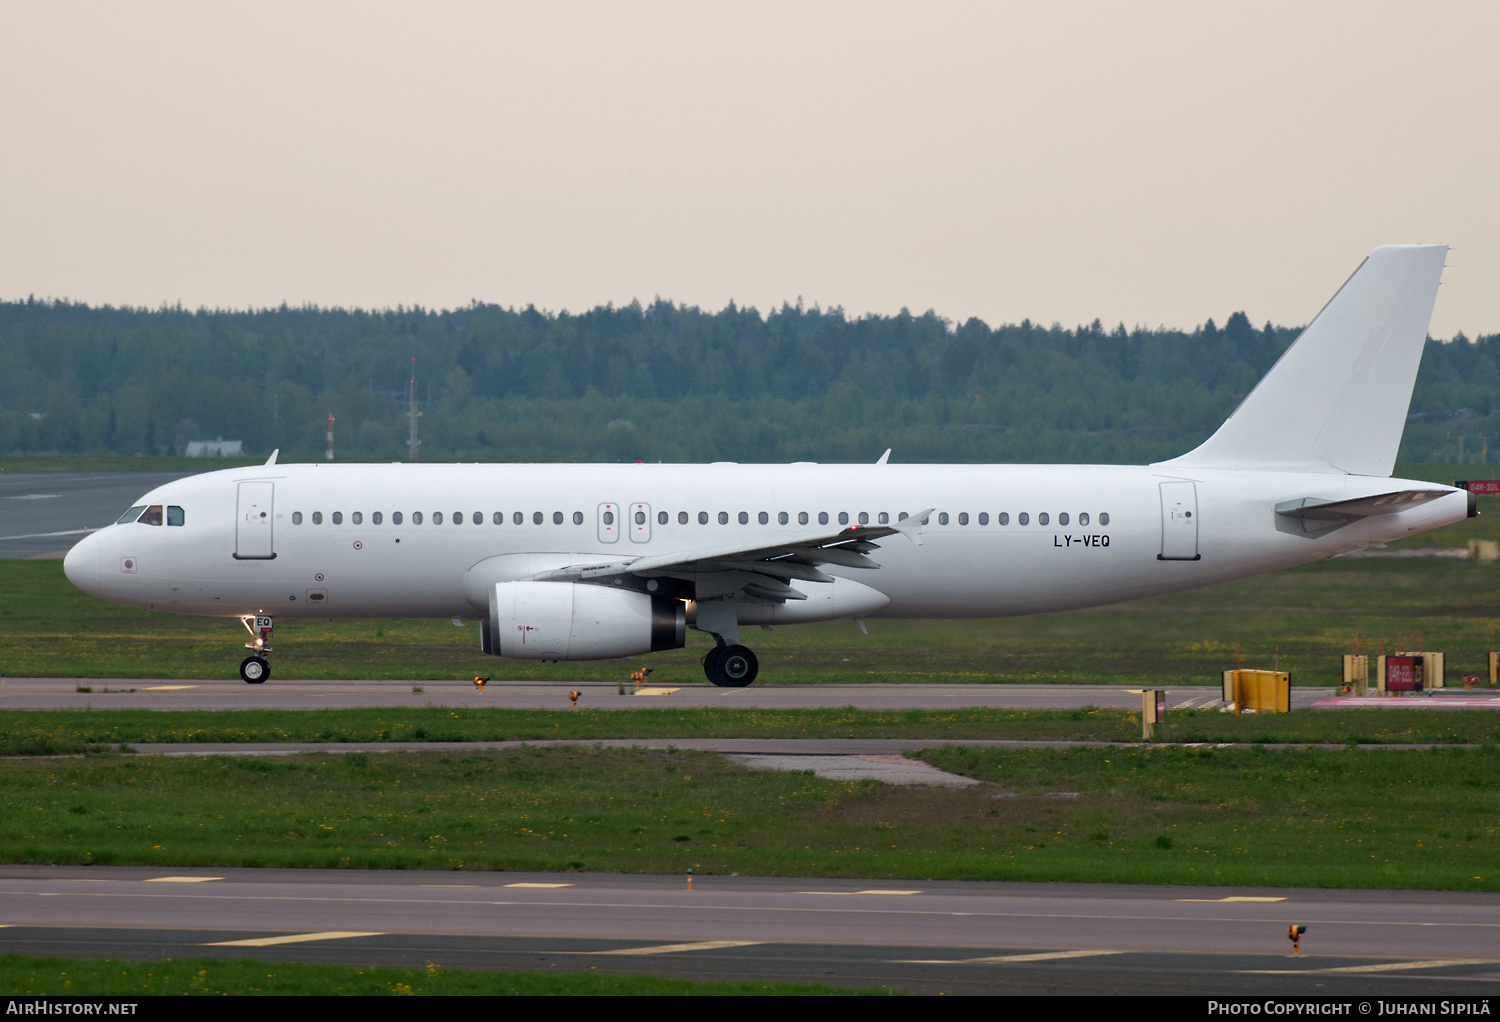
[2, 867, 1496, 995]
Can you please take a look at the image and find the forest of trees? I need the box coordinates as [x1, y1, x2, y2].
[1, 296, 1497, 465]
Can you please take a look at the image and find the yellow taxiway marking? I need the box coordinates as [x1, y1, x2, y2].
[590, 941, 762, 956]
[901, 950, 1124, 964]
[145, 876, 222, 883]
[632, 687, 680, 696]
[1245, 959, 1497, 975]
[143, 685, 197, 691]
[504, 882, 574, 888]
[206, 931, 383, 947]
[1176, 897, 1286, 902]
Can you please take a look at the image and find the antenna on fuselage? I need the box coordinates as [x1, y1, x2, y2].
[407, 357, 421, 462]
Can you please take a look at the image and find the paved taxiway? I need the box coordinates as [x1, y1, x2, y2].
[3, 867, 1497, 995]
[1, 677, 1334, 711]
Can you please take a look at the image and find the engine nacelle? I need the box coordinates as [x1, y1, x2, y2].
[481, 581, 685, 660]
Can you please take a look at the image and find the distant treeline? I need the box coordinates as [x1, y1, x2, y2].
[1, 297, 1496, 465]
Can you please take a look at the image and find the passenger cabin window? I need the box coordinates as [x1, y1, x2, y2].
[718, 512, 728, 524]
[373, 512, 383, 525]
[1038, 512, 1050, 526]
[473, 512, 482, 525]
[140, 505, 163, 526]
[1018, 513, 1029, 525]
[556, 512, 566, 525]
[118, 505, 146, 524]
[1079, 512, 1089, 526]
[312, 511, 323, 525]
[292, 511, 303, 525]
[167, 506, 185, 526]
[858, 512, 869, 525]
[758, 511, 768, 524]
[679, 511, 689, 524]
[798, 512, 809, 525]
[738, 512, 748, 524]
[636, 511, 647, 525]
[778, 512, 789, 525]
[332, 512, 343, 524]
[575, 512, 585, 525]
[878, 512, 889, 524]
[658, 511, 668, 525]
[1100, 512, 1110, 526]
[513, 512, 523, 525]
[938, 512, 949, 525]
[533, 512, 543, 525]
[352, 512, 363, 525]
[493, 512, 503, 524]
[818, 512, 829, 525]
[698, 511, 709, 524]
[412, 512, 423, 524]
[1059, 513, 1069, 526]
[453, 512, 462, 525]
[393, 512, 403, 525]
[838, 512, 849, 525]
[433, 512, 443, 525]
[998, 512, 1009, 525]
[978, 512, 989, 525]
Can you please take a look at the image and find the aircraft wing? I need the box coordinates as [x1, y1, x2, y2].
[535, 510, 932, 602]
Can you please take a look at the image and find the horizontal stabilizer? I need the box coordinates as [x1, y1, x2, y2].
[1275, 489, 1450, 536]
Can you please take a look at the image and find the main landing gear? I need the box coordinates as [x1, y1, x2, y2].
[693, 598, 758, 687]
[239, 614, 273, 684]
[702, 643, 758, 687]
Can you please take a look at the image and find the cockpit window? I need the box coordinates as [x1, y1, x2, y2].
[167, 506, 185, 526]
[117, 505, 146, 525]
[139, 505, 164, 526]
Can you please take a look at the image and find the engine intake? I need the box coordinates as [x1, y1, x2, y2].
[482, 581, 685, 660]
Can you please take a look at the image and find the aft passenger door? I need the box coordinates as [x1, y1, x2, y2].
[234, 481, 276, 560]
[1158, 481, 1200, 561]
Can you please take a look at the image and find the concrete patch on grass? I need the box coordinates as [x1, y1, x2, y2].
[724, 753, 981, 787]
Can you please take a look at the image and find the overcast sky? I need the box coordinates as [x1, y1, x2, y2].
[2, 2, 1495, 337]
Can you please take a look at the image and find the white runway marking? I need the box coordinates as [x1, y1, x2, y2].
[901, 949, 1123, 964]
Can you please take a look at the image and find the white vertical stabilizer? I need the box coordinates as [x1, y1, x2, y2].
[1158, 245, 1447, 477]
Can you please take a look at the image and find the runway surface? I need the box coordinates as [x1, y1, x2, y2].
[1, 677, 1332, 711]
[0, 471, 192, 559]
[2, 866, 1496, 995]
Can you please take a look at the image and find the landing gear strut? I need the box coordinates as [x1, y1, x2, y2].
[239, 614, 273, 684]
[703, 643, 758, 687]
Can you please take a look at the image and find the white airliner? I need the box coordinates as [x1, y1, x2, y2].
[63, 245, 1471, 686]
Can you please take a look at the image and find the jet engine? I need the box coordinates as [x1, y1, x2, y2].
[480, 581, 685, 660]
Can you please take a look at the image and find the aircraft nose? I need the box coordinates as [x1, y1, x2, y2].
[63, 531, 102, 595]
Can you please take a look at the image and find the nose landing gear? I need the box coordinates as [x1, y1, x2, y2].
[239, 614, 273, 684]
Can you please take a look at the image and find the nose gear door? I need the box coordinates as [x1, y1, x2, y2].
[234, 481, 277, 560]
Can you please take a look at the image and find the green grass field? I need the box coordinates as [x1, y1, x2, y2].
[0, 954, 884, 995]
[2, 745, 1494, 890]
[4, 706, 1500, 756]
